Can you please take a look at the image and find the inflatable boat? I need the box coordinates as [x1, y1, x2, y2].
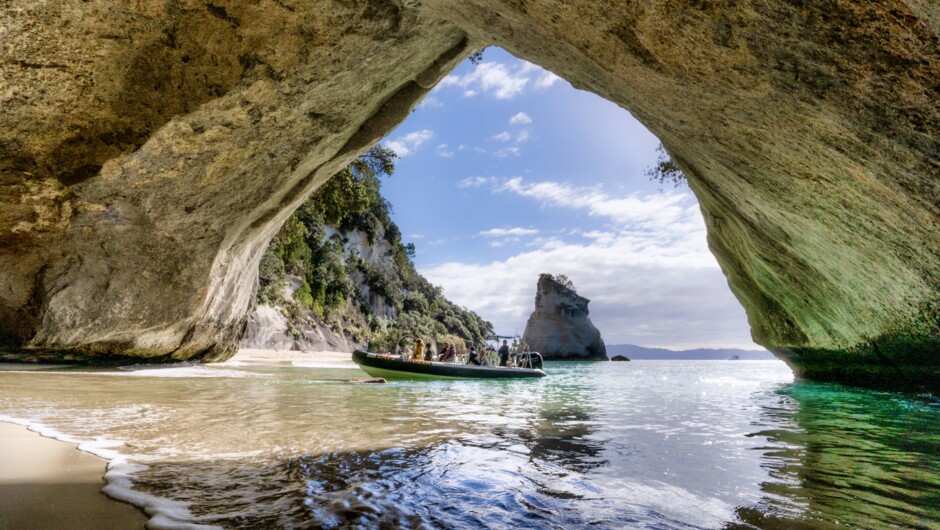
[352, 350, 546, 380]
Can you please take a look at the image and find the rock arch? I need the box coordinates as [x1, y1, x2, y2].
[1, 1, 937, 390]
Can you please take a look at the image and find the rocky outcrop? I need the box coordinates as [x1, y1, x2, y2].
[0, 1, 470, 362]
[1, 2, 938, 389]
[240, 303, 363, 353]
[522, 275, 606, 360]
[239, 225, 397, 353]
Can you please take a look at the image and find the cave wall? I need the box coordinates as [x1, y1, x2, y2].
[0, 0, 471, 360]
[1, 1, 937, 389]
[419, 0, 939, 389]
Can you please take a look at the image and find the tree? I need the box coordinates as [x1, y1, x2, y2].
[312, 145, 397, 225]
[257, 143, 495, 351]
[468, 47, 486, 64]
[645, 144, 686, 188]
[554, 274, 576, 291]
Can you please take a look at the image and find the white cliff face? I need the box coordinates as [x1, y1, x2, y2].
[240, 226, 397, 352]
[240, 302, 363, 352]
[327, 226, 397, 320]
[522, 275, 607, 360]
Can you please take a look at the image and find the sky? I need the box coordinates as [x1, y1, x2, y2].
[378, 47, 761, 351]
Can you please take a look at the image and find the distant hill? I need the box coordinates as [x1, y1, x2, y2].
[605, 344, 777, 360]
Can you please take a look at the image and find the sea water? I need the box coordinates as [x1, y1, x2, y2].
[1, 360, 938, 529]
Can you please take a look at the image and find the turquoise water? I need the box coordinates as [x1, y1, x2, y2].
[1, 360, 938, 528]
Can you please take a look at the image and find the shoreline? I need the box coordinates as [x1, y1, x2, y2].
[228, 348, 359, 368]
[0, 421, 147, 529]
[0, 348, 360, 529]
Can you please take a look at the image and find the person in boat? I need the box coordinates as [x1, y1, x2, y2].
[483, 345, 496, 365]
[424, 342, 435, 361]
[412, 338, 425, 362]
[440, 342, 457, 363]
[467, 346, 481, 365]
[498, 340, 510, 367]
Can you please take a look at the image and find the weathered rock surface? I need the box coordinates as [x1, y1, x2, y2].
[1, 1, 938, 389]
[522, 275, 607, 360]
[239, 225, 398, 353]
[0, 0, 470, 361]
[240, 303, 363, 353]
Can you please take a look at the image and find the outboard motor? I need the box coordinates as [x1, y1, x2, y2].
[513, 352, 544, 370]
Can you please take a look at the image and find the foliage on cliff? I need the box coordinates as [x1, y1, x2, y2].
[646, 144, 686, 189]
[257, 146, 493, 352]
[541, 273, 576, 292]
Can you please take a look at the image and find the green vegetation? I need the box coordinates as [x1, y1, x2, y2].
[646, 144, 686, 189]
[546, 273, 576, 291]
[468, 47, 487, 65]
[257, 146, 493, 353]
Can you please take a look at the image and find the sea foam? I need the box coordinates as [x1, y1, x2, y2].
[0, 414, 222, 530]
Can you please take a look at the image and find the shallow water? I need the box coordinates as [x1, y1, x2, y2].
[1, 360, 938, 529]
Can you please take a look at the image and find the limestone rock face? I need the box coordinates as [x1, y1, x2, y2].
[240, 303, 363, 353]
[522, 275, 606, 360]
[1, 1, 938, 389]
[0, 0, 470, 361]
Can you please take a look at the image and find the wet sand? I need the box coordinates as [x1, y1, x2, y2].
[0, 422, 146, 530]
[229, 348, 357, 366]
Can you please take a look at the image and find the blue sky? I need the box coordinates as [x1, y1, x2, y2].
[378, 47, 760, 350]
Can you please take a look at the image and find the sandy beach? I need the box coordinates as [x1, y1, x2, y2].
[0, 422, 146, 530]
[229, 348, 358, 366]
[0, 348, 359, 529]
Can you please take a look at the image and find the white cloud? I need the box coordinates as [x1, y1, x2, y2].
[438, 60, 560, 100]
[436, 143, 454, 158]
[510, 112, 532, 125]
[421, 242, 755, 349]
[457, 176, 498, 188]
[495, 176, 698, 231]
[515, 130, 531, 143]
[480, 227, 539, 237]
[386, 129, 433, 157]
[535, 70, 561, 89]
[490, 131, 511, 142]
[425, 176, 758, 349]
[494, 147, 521, 158]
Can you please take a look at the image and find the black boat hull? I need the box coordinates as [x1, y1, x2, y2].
[352, 350, 546, 380]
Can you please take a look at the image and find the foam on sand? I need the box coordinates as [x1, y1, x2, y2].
[0, 415, 222, 530]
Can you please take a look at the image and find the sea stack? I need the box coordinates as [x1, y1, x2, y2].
[522, 274, 607, 360]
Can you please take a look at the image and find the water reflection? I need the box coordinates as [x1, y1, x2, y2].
[7, 362, 939, 529]
[520, 390, 607, 474]
[731, 383, 940, 529]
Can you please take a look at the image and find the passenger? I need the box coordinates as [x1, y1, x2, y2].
[467, 346, 481, 365]
[424, 342, 434, 361]
[412, 338, 425, 361]
[484, 345, 497, 365]
[498, 340, 510, 367]
[440, 342, 457, 363]
[437, 342, 449, 362]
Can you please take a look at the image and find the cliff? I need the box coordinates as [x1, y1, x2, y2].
[522, 275, 606, 361]
[240, 147, 492, 354]
[1, 1, 938, 390]
[238, 226, 402, 353]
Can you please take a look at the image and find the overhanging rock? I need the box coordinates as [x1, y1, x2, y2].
[1, 1, 937, 391]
